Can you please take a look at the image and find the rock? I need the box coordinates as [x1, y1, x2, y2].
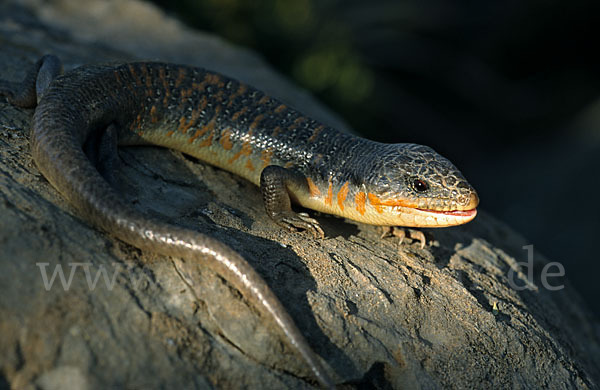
[0, 1, 599, 389]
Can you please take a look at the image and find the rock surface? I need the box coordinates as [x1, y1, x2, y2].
[1, 1, 599, 389]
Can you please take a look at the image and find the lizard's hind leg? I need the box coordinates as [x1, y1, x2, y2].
[83, 123, 121, 187]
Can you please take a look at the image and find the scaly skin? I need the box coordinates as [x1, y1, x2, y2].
[1, 55, 479, 388]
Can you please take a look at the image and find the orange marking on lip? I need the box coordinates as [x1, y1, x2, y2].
[337, 182, 350, 211]
[260, 148, 273, 168]
[231, 106, 249, 122]
[306, 177, 321, 198]
[308, 124, 325, 142]
[245, 159, 255, 171]
[175, 68, 186, 88]
[258, 95, 270, 105]
[275, 104, 286, 113]
[284, 161, 295, 168]
[367, 193, 383, 214]
[220, 129, 233, 150]
[166, 130, 174, 137]
[367, 193, 418, 208]
[249, 114, 264, 130]
[325, 179, 333, 206]
[367, 193, 385, 214]
[355, 192, 367, 215]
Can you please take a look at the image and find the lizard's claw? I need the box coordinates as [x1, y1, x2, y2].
[381, 227, 427, 249]
[276, 211, 325, 239]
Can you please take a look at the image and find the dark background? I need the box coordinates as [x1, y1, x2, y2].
[150, 0, 600, 316]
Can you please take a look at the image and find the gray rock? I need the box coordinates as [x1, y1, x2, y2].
[1, 1, 599, 389]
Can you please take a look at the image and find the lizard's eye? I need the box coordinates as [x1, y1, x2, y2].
[412, 178, 428, 192]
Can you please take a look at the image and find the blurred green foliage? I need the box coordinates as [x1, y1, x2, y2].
[150, 0, 375, 133]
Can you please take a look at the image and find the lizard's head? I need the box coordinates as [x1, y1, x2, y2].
[359, 143, 479, 227]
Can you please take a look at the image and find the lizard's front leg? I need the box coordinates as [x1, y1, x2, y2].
[260, 165, 324, 238]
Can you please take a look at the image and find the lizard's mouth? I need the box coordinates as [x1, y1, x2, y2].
[416, 208, 477, 217]
[408, 192, 479, 226]
[338, 191, 479, 227]
[371, 192, 479, 227]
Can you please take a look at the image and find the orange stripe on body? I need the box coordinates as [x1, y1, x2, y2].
[231, 107, 249, 121]
[355, 192, 367, 215]
[260, 148, 273, 169]
[306, 177, 321, 198]
[128, 64, 143, 87]
[227, 84, 248, 107]
[249, 114, 265, 130]
[198, 130, 214, 147]
[228, 132, 253, 164]
[220, 129, 234, 150]
[140, 64, 153, 95]
[159, 67, 170, 105]
[308, 124, 325, 142]
[181, 88, 192, 99]
[205, 73, 222, 86]
[188, 121, 215, 146]
[150, 105, 158, 123]
[289, 116, 306, 131]
[337, 182, 349, 211]
[325, 179, 333, 206]
[175, 68, 186, 88]
[179, 108, 201, 134]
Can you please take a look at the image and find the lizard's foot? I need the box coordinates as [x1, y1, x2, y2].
[381, 226, 427, 249]
[274, 211, 324, 239]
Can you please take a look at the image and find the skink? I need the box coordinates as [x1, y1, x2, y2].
[1, 55, 479, 388]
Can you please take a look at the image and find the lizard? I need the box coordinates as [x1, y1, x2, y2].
[0, 55, 479, 388]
